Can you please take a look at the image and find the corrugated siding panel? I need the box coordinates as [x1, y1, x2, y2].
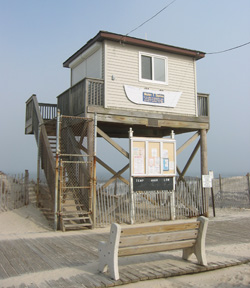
[105, 41, 197, 116]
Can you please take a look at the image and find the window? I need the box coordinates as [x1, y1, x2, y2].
[139, 52, 168, 84]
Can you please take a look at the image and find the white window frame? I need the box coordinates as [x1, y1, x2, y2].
[139, 52, 168, 85]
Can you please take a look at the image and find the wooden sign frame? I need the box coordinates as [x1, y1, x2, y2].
[130, 137, 176, 177]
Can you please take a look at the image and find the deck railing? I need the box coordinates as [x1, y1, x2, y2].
[39, 103, 57, 120]
[25, 95, 57, 135]
[57, 77, 104, 116]
[197, 93, 209, 117]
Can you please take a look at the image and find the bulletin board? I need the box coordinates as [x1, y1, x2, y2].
[131, 137, 176, 177]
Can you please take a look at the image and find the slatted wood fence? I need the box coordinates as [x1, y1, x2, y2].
[96, 179, 205, 227]
[211, 174, 250, 208]
[96, 175, 250, 227]
[0, 171, 29, 212]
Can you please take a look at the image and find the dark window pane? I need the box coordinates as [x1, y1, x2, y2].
[141, 55, 152, 80]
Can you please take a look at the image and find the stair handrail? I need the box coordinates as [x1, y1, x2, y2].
[28, 94, 56, 198]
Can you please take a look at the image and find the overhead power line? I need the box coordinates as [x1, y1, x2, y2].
[207, 41, 250, 55]
[125, 0, 178, 37]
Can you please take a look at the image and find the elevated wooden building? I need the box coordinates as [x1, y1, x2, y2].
[25, 31, 209, 230]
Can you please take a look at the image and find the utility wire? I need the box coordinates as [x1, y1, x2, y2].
[125, 0, 178, 37]
[207, 41, 250, 55]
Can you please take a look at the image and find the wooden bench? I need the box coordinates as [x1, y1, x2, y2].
[98, 216, 208, 280]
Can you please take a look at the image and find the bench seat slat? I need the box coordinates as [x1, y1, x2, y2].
[120, 230, 198, 247]
[121, 222, 200, 236]
[118, 239, 196, 257]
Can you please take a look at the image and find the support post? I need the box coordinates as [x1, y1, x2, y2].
[170, 130, 176, 220]
[88, 117, 95, 227]
[200, 129, 209, 217]
[129, 128, 135, 224]
[54, 109, 61, 231]
[92, 113, 97, 227]
[36, 126, 41, 207]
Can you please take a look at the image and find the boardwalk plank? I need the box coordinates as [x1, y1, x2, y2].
[139, 263, 163, 278]
[120, 266, 141, 282]
[64, 235, 99, 260]
[19, 239, 51, 272]
[0, 241, 29, 275]
[0, 248, 19, 277]
[73, 274, 97, 288]
[25, 239, 60, 269]
[0, 262, 9, 278]
[124, 265, 149, 281]
[92, 273, 116, 287]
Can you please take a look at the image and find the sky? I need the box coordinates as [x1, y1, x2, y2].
[0, 0, 249, 179]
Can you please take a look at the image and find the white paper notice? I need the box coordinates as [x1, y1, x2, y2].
[162, 149, 168, 158]
[134, 157, 144, 174]
[169, 161, 175, 171]
[133, 147, 145, 174]
[151, 148, 157, 158]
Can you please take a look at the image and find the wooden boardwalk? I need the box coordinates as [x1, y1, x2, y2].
[0, 216, 250, 287]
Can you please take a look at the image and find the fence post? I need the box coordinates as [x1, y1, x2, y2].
[25, 170, 29, 205]
[219, 174, 223, 207]
[247, 173, 250, 203]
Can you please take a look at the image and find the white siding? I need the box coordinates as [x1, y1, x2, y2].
[104, 40, 197, 116]
[71, 47, 103, 86]
[72, 60, 87, 85]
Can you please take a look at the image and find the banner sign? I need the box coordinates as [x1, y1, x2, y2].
[124, 85, 182, 108]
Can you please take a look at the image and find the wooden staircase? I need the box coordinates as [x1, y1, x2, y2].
[48, 136, 57, 158]
[60, 190, 92, 231]
[25, 95, 93, 231]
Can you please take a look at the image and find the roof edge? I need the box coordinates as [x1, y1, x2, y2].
[63, 31, 206, 68]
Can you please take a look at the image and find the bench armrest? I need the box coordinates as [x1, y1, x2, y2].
[98, 223, 121, 280]
[182, 216, 208, 265]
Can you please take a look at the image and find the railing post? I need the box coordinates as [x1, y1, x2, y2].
[84, 79, 89, 116]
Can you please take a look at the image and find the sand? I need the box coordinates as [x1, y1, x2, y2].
[0, 205, 250, 287]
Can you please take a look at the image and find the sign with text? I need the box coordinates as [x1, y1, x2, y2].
[133, 177, 173, 191]
[202, 175, 212, 188]
[124, 85, 182, 108]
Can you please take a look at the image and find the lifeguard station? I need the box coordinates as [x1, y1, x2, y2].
[25, 31, 209, 231]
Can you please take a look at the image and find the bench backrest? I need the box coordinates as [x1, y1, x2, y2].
[118, 221, 200, 257]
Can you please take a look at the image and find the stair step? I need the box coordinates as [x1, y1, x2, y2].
[62, 217, 91, 221]
[61, 211, 90, 215]
[61, 204, 85, 208]
[64, 223, 92, 228]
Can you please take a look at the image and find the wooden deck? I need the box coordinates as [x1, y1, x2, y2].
[0, 216, 250, 287]
[26, 78, 210, 138]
